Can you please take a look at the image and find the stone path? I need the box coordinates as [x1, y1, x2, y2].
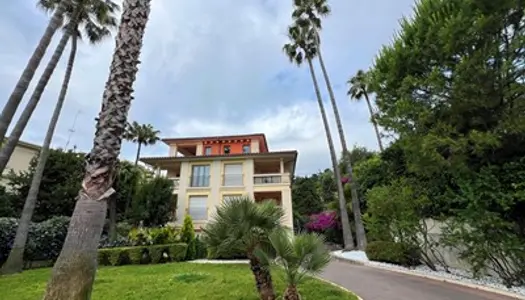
[320, 260, 519, 300]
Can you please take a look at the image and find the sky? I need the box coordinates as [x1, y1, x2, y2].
[0, 0, 416, 176]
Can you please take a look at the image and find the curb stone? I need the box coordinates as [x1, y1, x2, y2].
[331, 254, 525, 300]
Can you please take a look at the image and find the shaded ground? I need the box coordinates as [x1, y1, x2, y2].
[320, 260, 519, 300]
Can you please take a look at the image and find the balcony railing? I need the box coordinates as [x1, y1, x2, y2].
[253, 174, 283, 184]
[222, 174, 244, 186]
[168, 177, 180, 191]
[189, 175, 211, 187]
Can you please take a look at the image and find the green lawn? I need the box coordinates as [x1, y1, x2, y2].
[0, 263, 357, 300]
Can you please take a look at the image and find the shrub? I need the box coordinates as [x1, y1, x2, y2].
[366, 241, 421, 267]
[128, 227, 152, 246]
[128, 177, 175, 226]
[28, 216, 70, 261]
[149, 226, 179, 245]
[194, 235, 208, 259]
[305, 211, 339, 232]
[180, 215, 196, 260]
[99, 234, 131, 249]
[127, 226, 179, 247]
[97, 243, 188, 266]
[0, 216, 70, 264]
[0, 218, 18, 263]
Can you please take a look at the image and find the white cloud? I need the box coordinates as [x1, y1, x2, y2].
[0, 0, 415, 175]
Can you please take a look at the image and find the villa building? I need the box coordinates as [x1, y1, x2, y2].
[1, 140, 41, 186]
[140, 133, 298, 230]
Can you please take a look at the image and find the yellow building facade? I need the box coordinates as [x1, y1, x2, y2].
[140, 133, 297, 231]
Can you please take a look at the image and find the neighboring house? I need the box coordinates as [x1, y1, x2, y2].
[140, 133, 298, 230]
[1, 140, 41, 184]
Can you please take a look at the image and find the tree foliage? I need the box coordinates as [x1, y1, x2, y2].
[357, 0, 525, 285]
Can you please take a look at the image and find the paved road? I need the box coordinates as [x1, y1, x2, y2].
[320, 260, 517, 300]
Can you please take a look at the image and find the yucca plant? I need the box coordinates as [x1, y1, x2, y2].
[256, 228, 331, 300]
[202, 197, 284, 300]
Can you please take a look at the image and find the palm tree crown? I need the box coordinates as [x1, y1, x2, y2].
[40, 0, 119, 42]
[256, 228, 331, 285]
[203, 197, 284, 257]
[283, 25, 317, 66]
[124, 121, 160, 164]
[203, 197, 284, 300]
[124, 121, 160, 145]
[347, 69, 370, 100]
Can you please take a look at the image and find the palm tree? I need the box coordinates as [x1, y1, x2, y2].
[123, 121, 160, 165]
[283, 24, 355, 250]
[348, 70, 384, 152]
[202, 197, 283, 300]
[42, 0, 151, 297]
[292, 0, 367, 250]
[0, 0, 118, 275]
[0, 1, 85, 174]
[0, 0, 68, 141]
[256, 228, 331, 300]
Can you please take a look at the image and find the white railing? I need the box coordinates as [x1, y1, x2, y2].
[253, 173, 290, 185]
[168, 177, 180, 192]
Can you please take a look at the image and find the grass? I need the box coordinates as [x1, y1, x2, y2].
[0, 263, 358, 300]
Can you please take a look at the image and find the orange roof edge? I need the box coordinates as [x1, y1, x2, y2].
[162, 133, 269, 152]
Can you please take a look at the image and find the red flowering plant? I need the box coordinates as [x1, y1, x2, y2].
[305, 211, 340, 232]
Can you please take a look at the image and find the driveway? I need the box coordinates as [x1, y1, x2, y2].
[320, 260, 518, 300]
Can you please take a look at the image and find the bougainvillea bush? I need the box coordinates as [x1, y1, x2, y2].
[305, 211, 339, 231]
[305, 211, 343, 245]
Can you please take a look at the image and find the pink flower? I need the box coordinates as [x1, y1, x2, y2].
[305, 211, 339, 231]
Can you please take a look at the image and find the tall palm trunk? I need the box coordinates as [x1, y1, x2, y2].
[134, 142, 142, 165]
[0, 0, 67, 140]
[42, 1, 151, 298]
[317, 46, 367, 250]
[363, 92, 384, 152]
[307, 58, 354, 250]
[248, 254, 276, 300]
[0, 27, 73, 174]
[0, 35, 78, 276]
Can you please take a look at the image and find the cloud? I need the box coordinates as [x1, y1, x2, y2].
[0, 0, 415, 175]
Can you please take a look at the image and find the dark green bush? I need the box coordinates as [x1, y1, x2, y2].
[0, 216, 70, 264]
[194, 235, 208, 259]
[366, 241, 421, 267]
[97, 243, 188, 266]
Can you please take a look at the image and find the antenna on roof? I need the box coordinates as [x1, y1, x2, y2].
[65, 109, 81, 150]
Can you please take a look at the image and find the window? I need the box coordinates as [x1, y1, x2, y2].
[204, 146, 212, 155]
[242, 144, 250, 153]
[188, 195, 208, 220]
[223, 145, 231, 154]
[223, 163, 243, 186]
[222, 194, 242, 205]
[191, 165, 210, 187]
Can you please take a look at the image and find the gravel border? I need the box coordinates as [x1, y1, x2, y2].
[332, 251, 525, 299]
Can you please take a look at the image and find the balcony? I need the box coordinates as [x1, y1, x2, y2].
[168, 177, 180, 192]
[189, 174, 210, 188]
[253, 173, 290, 185]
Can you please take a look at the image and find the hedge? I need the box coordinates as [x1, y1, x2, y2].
[97, 243, 188, 266]
[0, 216, 70, 264]
[365, 240, 421, 267]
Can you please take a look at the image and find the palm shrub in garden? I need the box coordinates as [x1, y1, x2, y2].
[203, 197, 284, 300]
[256, 228, 331, 300]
